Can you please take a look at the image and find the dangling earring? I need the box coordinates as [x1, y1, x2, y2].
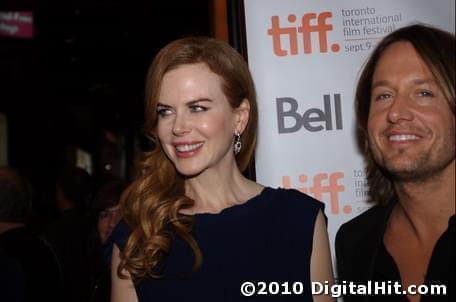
[234, 132, 242, 155]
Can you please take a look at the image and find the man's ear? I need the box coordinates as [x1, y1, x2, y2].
[235, 99, 250, 134]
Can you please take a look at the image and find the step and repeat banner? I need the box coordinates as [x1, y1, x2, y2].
[243, 0, 454, 265]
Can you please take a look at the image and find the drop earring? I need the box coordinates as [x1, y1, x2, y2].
[234, 132, 242, 155]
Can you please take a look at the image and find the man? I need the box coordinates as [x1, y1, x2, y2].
[336, 24, 454, 302]
[0, 167, 62, 301]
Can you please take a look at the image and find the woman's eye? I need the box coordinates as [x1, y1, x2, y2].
[189, 105, 208, 112]
[157, 107, 173, 117]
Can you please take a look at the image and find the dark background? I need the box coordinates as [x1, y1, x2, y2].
[0, 0, 212, 224]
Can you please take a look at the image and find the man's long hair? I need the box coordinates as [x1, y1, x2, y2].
[355, 24, 455, 205]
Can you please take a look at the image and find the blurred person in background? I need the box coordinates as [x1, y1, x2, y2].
[42, 166, 93, 302]
[0, 166, 62, 302]
[88, 179, 127, 302]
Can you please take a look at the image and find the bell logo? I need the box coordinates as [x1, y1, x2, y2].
[267, 12, 340, 56]
[283, 172, 351, 214]
[276, 94, 343, 133]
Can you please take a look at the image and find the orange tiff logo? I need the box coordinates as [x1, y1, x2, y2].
[282, 172, 352, 214]
[267, 12, 340, 56]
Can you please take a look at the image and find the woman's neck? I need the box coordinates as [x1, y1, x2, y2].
[183, 164, 262, 214]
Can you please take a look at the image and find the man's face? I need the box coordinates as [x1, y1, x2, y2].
[97, 205, 121, 244]
[367, 41, 455, 181]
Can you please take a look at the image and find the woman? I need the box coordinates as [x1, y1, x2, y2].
[110, 36, 334, 302]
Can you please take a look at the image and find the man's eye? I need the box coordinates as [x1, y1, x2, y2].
[99, 211, 109, 219]
[374, 93, 392, 101]
[417, 90, 434, 97]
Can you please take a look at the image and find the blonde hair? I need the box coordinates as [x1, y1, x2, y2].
[118, 37, 258, 280]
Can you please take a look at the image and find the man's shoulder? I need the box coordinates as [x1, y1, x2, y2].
[337, 203, 392, 243]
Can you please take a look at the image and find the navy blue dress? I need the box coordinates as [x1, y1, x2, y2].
[109, 187, 324, 301]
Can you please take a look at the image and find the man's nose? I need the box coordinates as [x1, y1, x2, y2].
[387, 93, 414, 124]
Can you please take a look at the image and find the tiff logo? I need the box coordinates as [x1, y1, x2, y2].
[267, 12, 340, 56]
[283, 172, 351, 214]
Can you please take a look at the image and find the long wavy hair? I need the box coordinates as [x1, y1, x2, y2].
[355, 24, 455, 205]
[118, 37, 258, 280]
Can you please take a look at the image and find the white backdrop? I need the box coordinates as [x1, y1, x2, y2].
[243, 0, 455, 267]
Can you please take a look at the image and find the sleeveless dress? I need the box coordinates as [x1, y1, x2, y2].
[108, 187, 324, 301]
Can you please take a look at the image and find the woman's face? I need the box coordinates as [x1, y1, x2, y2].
[156, 63, 248, 177]
[97, 205, 121, 244]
